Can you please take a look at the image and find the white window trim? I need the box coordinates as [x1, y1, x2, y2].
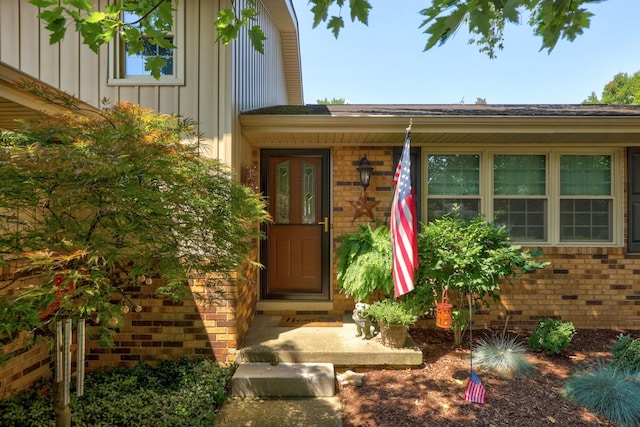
[422, 148, 624, 247]
[108, 2, 185, 86]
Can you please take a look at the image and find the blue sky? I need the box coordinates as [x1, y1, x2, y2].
[292, 0, 640, 104]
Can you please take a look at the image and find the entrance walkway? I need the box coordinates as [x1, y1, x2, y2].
[214, 314, 423, 426]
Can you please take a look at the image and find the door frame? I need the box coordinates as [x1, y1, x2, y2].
[259, 148, 331, 300]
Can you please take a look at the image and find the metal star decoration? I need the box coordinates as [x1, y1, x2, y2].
[351, 191, 380, 222]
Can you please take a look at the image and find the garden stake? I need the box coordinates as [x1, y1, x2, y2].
[463, 278, 487, 404]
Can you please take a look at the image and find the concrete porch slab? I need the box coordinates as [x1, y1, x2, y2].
[238, 314, 423, 368]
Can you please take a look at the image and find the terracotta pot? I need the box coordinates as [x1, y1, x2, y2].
[379, 323, 408, 348]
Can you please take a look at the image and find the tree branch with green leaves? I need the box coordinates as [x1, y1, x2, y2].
[31, 0, 607, 75]
[29, 0, 266, 79]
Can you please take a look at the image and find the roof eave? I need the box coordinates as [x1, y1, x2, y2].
[240, 114, 640, 147]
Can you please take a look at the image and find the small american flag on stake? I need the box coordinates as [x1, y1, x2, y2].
[464, 369, 486, 404]
[390, 129, 417, 297]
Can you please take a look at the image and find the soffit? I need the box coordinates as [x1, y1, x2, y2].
[240, 104, 640, 147]
[0, 96, 48, 130]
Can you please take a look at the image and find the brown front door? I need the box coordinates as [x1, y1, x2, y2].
[260, 150, 330, 299]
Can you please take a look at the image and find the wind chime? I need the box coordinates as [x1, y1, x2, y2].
[53, 318, 86, 422]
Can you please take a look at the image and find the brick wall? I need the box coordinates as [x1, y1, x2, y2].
[0, 340, 51, 397]
[332, 146, 396, 314]
[475, 247, 640, 330]
[3, 144, 639, 396]
[1, 264, 260, 395]
[83, 264, 262, 371]
[1, 262, 53, 397]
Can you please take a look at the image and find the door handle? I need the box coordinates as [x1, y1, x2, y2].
[317, 217, 329, 233]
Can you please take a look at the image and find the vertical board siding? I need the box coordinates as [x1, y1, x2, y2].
[0, 0, 293, 168]
[18, 0, 39, 76]
[234, 0, 288, 113]
[230, 0, 290, 171]
[79, 43, 100, 106]
[198, 0, 224, 161]
[179, 0, 200, 130]
[38, 14, 59, 88]
[2, 0, 201, 118]
[0, 1, 21, 67]
[59, 28, 80, 97]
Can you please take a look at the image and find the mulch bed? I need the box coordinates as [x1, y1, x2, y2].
[339, 328, 639, 426]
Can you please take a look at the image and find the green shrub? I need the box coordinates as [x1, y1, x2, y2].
[528, 318, 576, 355]
[611, 334, 640, 373]
[415, 212, 549, 345]
[563, 363, 640, 427]
[0, 357, 234, 427]
[0, 378, 53, 427]
[473, 333, 535, 378]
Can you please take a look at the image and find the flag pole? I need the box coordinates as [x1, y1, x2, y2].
[390, 122, 417, 298]
[468, 279, 473, 372]
[464, 275, 487, 404]
[386, 119, 414, 223]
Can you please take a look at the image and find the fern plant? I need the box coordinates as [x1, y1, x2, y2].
[335, 224, 393, 302]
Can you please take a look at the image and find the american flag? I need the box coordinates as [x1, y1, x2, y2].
[390, 130, 417, 297]
[464, 369, 487, 404]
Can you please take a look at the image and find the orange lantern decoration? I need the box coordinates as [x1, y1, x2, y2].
[435, 288, 453, 329]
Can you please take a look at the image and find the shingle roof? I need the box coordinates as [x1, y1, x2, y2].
[243, 104, 640, 117]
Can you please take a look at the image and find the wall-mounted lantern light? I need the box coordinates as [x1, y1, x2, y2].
[351, 154, 379, 222]
[357, 155, 373, 190]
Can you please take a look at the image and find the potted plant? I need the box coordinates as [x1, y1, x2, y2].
[365, 299, 417, 348]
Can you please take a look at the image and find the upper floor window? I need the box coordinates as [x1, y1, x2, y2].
[425, 150, 621, 245]
[109, 2, 184, 85]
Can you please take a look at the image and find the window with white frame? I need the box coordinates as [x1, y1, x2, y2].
[559, 155, 612, 241]
[426, 154, 481, 220]
[425, 150, 620, 245]
[109, 3, 184, 85]
[493, 154, 547, 241]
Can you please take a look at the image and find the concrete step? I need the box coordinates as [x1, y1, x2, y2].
[215, 396, 342, 427]
[231, 362, 335, 398]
